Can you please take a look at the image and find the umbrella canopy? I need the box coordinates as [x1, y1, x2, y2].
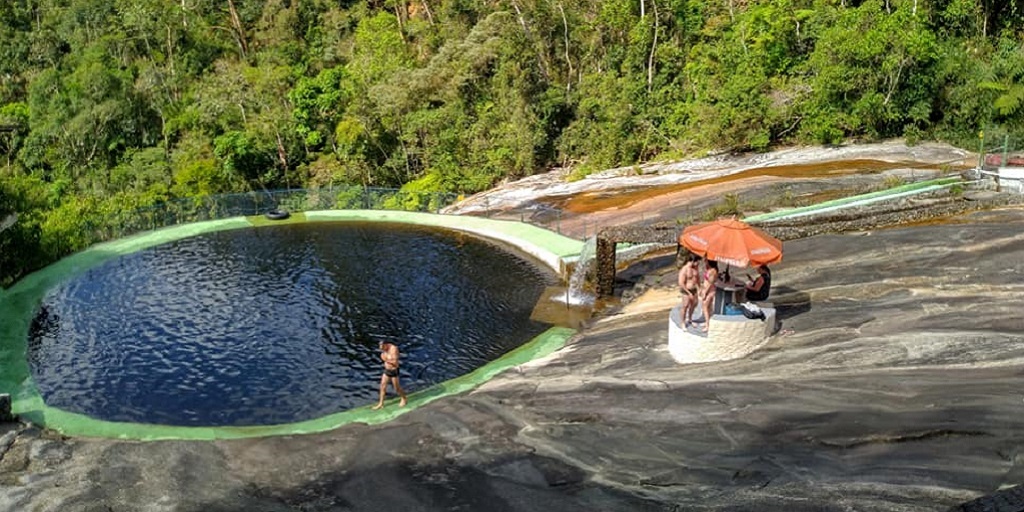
[679, 218, 783, 268]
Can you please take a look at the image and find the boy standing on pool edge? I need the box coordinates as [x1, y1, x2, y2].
[372, 341, 407, 410]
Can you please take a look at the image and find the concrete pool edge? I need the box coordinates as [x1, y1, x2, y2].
[0, 211, 583, 440]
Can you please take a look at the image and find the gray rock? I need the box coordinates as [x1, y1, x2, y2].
[5, 204, 1024, 512]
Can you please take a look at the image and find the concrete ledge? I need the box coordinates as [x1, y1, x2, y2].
[668, 305, 774, 364]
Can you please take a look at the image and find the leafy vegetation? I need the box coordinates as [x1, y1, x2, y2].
[1, 0, 1022, 285]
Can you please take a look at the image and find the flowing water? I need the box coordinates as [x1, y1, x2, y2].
[560, 236, 597, 306]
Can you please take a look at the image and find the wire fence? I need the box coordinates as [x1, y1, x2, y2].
[975, 131, 1024, 193]
[19, 163, 1010, 272]
[84, 185, 461, 245]
[978, 132, 1022, 169]
[86, 185, 687, 246]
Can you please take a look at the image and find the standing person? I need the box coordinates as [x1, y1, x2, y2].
[372, 341, 407, 410]
[697, 260, 719, 333]
[745, 265, 772, 302]
[678, 254, 701, 327]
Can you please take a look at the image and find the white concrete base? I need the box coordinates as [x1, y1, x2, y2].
[667, 304, 776, 364]
[998, 167, 1024, 193]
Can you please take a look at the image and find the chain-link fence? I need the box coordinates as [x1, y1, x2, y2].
[86, 186, 460, 245]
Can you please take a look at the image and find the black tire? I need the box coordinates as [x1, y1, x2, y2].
[265, 209, 290, 221]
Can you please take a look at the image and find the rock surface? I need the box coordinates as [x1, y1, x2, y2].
[3, 143, 1024, 512]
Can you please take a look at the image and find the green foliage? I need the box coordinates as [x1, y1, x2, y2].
[0, 102, 29, 169]
[799, 0, 939, 142]
[333, 184, 367, 210]
[703, 193, 744, 220]
[170, 134, 237, 196]
[380, 172, 455, 212]
[109, 147, 172, 199]
[349, 12, 413, 87]
[213, 130, 276, 184]
[1, 0, 1023, 287]
[882, 174, 906, 188]
[290, 66, 352, 148]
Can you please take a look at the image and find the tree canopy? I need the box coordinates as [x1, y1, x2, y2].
[0, 0, 1022, 284]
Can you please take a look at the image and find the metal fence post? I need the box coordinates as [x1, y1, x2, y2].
[978, 130, 985, 169]
[1003, 134, 1010, 168]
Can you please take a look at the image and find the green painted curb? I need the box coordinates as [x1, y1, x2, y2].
[745, 177, 962, 223]
[0, 211, 582, 440]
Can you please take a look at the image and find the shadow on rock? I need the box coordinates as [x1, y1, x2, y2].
[190, 454, 665, 512]
[770, 286, 811, 321]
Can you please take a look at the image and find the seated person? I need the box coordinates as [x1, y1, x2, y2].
[745, 265, 772, 302]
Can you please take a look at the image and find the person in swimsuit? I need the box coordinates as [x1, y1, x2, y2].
[372, 341, 408, 410]
[697, 260, 719, 333]
[678, 254, 700, 327]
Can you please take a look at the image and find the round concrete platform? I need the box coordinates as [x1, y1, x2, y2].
[667, 304, 775, 364]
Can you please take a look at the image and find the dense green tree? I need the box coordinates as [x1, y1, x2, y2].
[0, 0, 1022, 286]
[800, 0, 939, 142]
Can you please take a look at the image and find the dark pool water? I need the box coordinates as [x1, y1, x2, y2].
[28, 222, 557, 427]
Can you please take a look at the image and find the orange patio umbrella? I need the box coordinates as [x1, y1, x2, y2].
[679, 218, 783, 268]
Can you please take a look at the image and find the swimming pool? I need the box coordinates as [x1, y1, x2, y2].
[0, 211, 584, 439]
[27, 222, 558, 426]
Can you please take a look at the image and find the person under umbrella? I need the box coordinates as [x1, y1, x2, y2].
[697, 260, 719, 333]
[744, 264, 772, 302]
[680, 218, 782, 332]
[679, 218, 782, 268]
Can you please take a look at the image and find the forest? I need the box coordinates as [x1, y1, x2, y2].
[0, 0, 1022, 285]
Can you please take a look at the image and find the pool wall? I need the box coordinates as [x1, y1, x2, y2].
[0, 211, 583, 440]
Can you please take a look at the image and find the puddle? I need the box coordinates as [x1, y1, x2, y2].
[531, 286, 595, 329]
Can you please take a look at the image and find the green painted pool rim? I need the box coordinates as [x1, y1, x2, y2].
[0, 210, 584, 441]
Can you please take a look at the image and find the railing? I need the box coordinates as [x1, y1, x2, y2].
[1, 168, 996, 289]
[977, 131, 1022, 169]
[85, 186, 461, 246]
[976, 131, 1024, 193]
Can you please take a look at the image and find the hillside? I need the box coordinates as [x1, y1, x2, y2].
[3, 180, 1024, 512]
[2, 0, 1023, 286]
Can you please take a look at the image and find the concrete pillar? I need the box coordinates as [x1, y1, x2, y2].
[0, 394, 12, 423]
[596, 237, 616, 297]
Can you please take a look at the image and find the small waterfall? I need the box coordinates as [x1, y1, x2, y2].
[558, 236, 597, 306]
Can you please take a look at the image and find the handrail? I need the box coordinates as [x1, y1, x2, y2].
[82, 185, 461, 247]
